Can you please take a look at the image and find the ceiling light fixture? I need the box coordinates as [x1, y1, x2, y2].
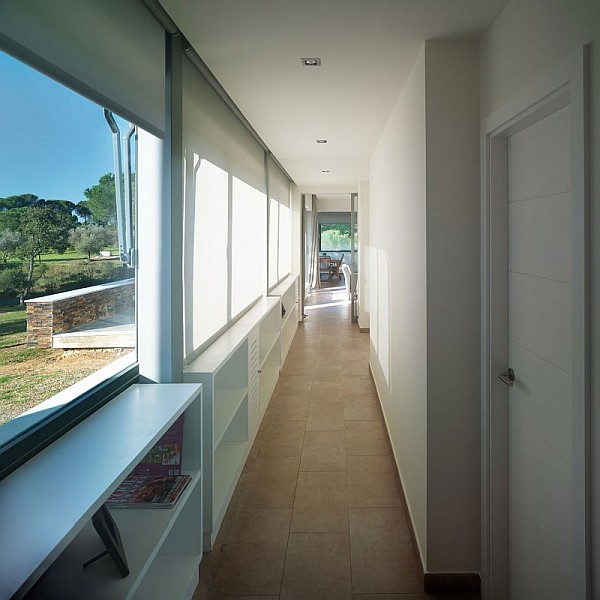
[316, 139, 327, 144]
[301, 58, 321, 67]
[321, 170, 330, 173]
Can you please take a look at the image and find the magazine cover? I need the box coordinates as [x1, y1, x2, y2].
[106, 474, 191, 508]
[135, 414, 185, 478]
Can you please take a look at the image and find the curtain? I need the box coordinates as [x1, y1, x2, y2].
[308, 195, 320, 289]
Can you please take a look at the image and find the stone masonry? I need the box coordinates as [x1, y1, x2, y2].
[25, 279, 135, 348]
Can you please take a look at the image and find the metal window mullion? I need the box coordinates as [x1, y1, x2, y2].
[227, 173, 233, 322]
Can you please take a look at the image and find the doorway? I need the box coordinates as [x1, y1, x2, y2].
[481, 48, 589, 599]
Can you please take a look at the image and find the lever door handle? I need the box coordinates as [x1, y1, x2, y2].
[498, 368, 515, 387]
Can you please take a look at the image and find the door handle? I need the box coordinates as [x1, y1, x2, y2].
[498, 368, 515, 387]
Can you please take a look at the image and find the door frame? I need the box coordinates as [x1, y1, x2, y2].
[480, 46, 590, 600]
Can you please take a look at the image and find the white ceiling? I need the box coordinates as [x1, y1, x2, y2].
[159, 0, 508, 189]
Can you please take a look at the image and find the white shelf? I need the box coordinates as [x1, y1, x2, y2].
[259, 331, 279, 369]
[213, 387, 248, 448]
[213, 441, 247, 522]
[0, 383, 203, 600]
[28, 472, 202, 600]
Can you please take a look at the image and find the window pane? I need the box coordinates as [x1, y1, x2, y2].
[319, 223, 357, 252]
[278, 204, 291, 279]
[187, 158, 229, 351]
[232, 178, 266, 317]
[268, 198, 279, 287]
[0, 50, 137, 444]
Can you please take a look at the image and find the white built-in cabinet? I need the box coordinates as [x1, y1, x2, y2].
[1, 384, 203, 600]
[269, 275, 300, 364]
[183, 296, 286, 550]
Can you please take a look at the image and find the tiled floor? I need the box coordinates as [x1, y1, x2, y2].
[193, 284, 480, 600]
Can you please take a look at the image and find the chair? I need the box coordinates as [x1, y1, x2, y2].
[341, 264, 352, 300]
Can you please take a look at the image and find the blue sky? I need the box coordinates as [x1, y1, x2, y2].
[0, 50, 129, 204]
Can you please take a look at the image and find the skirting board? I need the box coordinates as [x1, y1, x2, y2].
[424, 572, 481, 593]
[359, 327, 370, 333]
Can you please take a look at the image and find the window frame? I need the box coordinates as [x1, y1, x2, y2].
[0, 364, 138, 481]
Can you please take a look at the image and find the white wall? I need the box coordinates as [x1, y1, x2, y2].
[479, 0, 600, 590]
[424, 41, 480, 572]
[358, 181, 370, 330]
[370, 44, 428, 562]
[369, 40, 481, 574]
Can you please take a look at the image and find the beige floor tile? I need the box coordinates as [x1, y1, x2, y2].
[260, 420, 306, 436]
[290, 504, 349, 533]
[342, 378, 377, 395]
[307, 401, 345, 422]
[258, 432, 305, 457]
[352, 594, 424, 600]
[294, 471, 348, 509]
[268, 399, 310, 421]
[343, 402, 383, 421]
[347, 455, 403, 507]
[210, 509, 291, 596]
[237, 470, 298, 509]
[209, 596, 280, 600]
[303, 429, 346, 450]
[313, 369, 344, 383]
[300, 446, 346, 472]
[306, 419, 346, 432]
[311, 381, 344, 402]
[243, 455, 300, 476]
[350, 507, 422, 594]
[345, 427, 391, 456]
[280, 532, 352, 600]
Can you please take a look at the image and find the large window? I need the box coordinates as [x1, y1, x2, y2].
[0, 49, 143, 464]
[319, 222, 358, 252]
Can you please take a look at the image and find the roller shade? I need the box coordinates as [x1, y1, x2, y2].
[182, 56, 266, 193]
[0, 0, 165, 136]
[268, 156, 291, 207]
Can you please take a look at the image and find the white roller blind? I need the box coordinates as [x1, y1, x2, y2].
[268, 156, 290, 207]
[182, 57, 266, 193]
[182, 54, 267, 356]
[0, 0, 165, 136]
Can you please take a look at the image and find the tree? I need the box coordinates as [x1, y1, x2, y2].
[69, 225, 113, 260]
[0, 229, 24, 263]
[83, 173, 117, 225]
[16, 205, 77, 301]
[73, 201, 92, 224]
[0, 267, 28, 304]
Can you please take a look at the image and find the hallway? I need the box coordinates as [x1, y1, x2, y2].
[194, 285, 479, 600]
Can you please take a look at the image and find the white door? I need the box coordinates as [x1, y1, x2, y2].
[482, 48, 589, 600]
[506, 105, 572, 599]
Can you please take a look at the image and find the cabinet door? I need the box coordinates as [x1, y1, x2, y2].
[248, 327, 260, 438]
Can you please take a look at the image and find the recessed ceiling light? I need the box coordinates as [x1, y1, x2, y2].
[301, 58, 321, 67]
[316, 139, 327, 144]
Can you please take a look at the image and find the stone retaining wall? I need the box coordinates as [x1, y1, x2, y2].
[26, 279, 134, 348]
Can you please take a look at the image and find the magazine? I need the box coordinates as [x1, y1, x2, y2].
[107, 414, 190, 508]
[106, 474, 191, 508]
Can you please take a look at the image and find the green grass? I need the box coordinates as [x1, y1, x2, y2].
[0, 346, 44, 366]
[0, 306, 26, 348]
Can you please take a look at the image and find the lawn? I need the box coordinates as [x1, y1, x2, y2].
[0, 258, 131, 426]
[0, 305, 27, 348]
